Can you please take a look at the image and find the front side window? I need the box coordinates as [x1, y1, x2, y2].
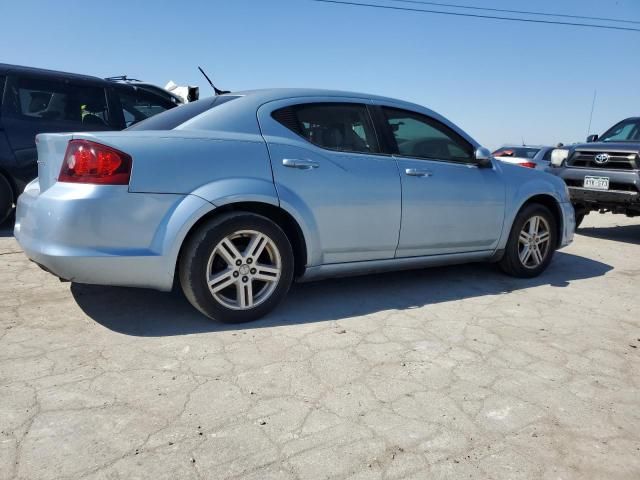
[599, 119, 640, 142]
[382, 107, 473, 162]
[117, 88, 175, 127]
[4, 76, 109, 126]
[273, 103, 379, 154]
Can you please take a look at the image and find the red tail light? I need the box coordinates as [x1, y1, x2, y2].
[59, 140, 132, 185]
[519, 161, 537, 169]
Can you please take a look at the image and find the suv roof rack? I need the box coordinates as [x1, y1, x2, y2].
[105, 75, 143, 83]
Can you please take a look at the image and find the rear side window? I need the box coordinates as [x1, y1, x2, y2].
[381, 107, 473, 162]
[3, 76, 109, 126]
[127, 95, 239, 131]
[272, 103, 379, 154]
[117, 87, 176, 127]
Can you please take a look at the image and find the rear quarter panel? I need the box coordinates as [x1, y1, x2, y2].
[71, 131, 278, 202]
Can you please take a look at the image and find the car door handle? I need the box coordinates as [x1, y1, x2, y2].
[405, 168, 432, 177]
[282, 158, 319, 169]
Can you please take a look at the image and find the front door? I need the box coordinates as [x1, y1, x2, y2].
[378, 106, 506, 257]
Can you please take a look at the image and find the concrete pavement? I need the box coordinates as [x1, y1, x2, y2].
[1, 213, 639, 479]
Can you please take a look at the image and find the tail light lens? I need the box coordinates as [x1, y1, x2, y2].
[519, 161, 537, 169]
[59, 140, 132, 185]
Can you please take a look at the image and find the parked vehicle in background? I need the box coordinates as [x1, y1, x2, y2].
[14, 88, 574, 323]
[0, 64, 179, 222]
[549, 117, 640, 227]
[492, 145, 555, 170]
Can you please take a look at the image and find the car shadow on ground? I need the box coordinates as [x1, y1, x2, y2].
[578, 222, 640, 246]
[71, 251, 612, 337]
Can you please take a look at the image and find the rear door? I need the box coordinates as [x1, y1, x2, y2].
[258, 98, 401, 265]
[1, 73, 113, 181]
[376, 105, 506, 257]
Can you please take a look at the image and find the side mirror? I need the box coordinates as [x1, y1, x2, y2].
[474, 147, 493, 168]
[586, 134, 599, 143]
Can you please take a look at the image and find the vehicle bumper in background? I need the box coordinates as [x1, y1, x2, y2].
[550, 166, 640, 209]
[559, 201, 575, 248]
[568, 187, 640, 206]
[14, 180, 213, 291]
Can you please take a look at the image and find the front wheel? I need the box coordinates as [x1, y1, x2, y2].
[179, 212, 294, 323]
[499, 204, 557, 278]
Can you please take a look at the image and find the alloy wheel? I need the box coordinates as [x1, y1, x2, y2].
[518, 215, 551, 269]
[206, 230, 282, 310]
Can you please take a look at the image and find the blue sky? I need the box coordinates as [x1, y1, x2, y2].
[2, 0, 639, 148]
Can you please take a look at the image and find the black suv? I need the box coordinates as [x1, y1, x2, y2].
[549, 117, 640, 227]
[0, 64, 178, 222]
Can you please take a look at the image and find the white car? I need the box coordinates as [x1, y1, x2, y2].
[493, 145, 555, 170]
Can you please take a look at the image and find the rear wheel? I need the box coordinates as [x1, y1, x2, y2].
[179, 212, 294, 323]
[499, 203, 557, 278]
[0, 174, 14, 226]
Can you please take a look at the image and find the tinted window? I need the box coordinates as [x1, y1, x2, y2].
[382, 107, 472, 162]
[599, 119, 640, 142]
[3, 76, 109, 126]
[273, 103, 379, 154]
[0, 75, 5, 110]
[117, 87, 176, 127]
[127, 95, 239, 131]
[493, 147, 541, 159]
[542, 148, 553, 161]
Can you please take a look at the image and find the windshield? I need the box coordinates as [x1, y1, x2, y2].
[126, 95, 238, 131]
[599, 119, 640, 142]
[492, 147, 540, 159]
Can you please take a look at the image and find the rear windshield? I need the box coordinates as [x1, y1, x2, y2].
[127, 95, 238, 131]
[492, 147, 540, 159]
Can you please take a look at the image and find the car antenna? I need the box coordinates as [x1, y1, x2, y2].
[198, 66, 230, 95]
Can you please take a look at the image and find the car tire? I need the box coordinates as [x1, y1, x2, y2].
[0, 174, 14, 226]
[498, 203, 557, 278]
[179, 212, 294, 323]
[574, 212, 585, 229]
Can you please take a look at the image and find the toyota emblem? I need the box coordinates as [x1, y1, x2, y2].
[594, 153, 610, 164]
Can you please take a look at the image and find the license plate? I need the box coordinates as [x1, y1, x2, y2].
[583, 176, 609, 190]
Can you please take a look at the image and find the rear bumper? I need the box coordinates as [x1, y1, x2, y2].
[14, 180, 213, 291]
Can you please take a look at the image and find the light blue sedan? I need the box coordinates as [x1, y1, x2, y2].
[15, 89, 575, 323]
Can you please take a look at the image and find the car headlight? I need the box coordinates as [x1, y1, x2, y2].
[550, 149, 570, 167]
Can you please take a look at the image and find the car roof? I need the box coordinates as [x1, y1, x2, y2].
[220, 88, 429, 111]
[0, 63, 105, 83]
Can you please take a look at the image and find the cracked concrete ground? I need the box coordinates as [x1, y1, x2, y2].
[1, 213, 639, 480]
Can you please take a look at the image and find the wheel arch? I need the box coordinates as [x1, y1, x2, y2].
[177, 201, 308, 279]
[520, 194, 564, 248]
